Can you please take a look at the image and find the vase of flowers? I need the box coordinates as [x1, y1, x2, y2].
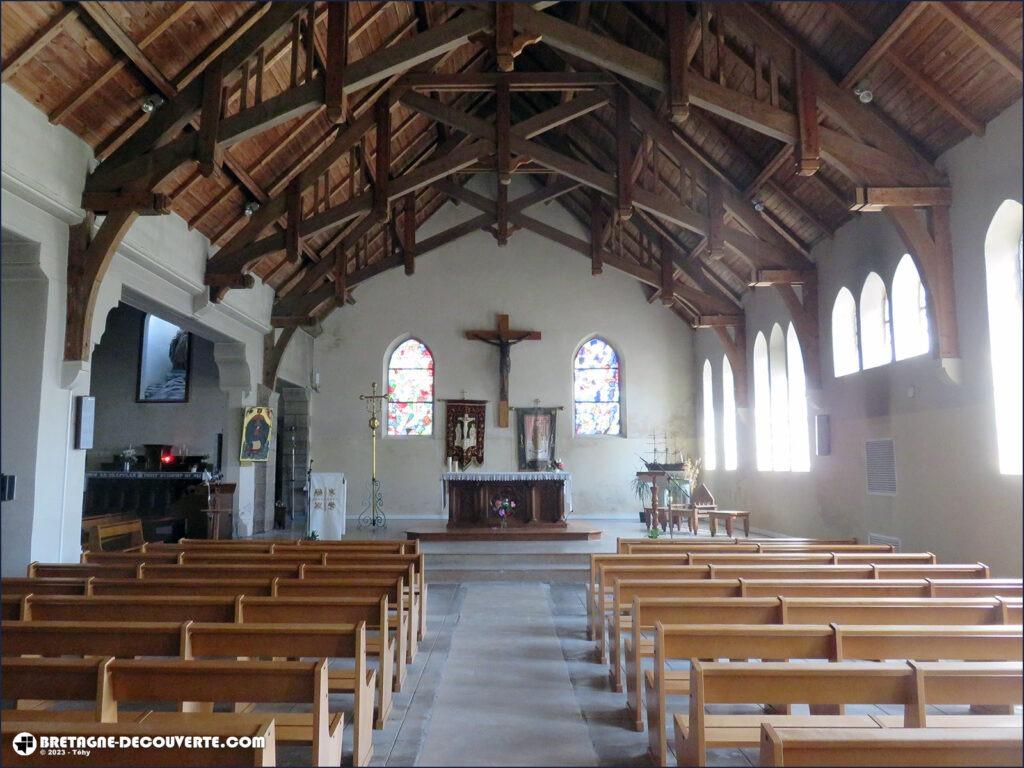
[118, 446, 138, 472]
[491, 497, 516, 529]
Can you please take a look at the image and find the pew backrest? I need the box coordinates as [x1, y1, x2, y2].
[22, 595, 237, 623]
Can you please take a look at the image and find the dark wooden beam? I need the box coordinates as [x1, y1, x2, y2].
[325, 1, 349, 123]
[495, 2, 515, 72]
[197, 58, 224, 177]
[590, 193, 604, 275]
[615, 87, 633, 221]
[374, 96, 391, 219]
[794, 53, 820, 176]
[851, 186, 953, 212]
[666, 3, 690, 126]
[263, 328, 298, 389]
[403, 193, 416, 274]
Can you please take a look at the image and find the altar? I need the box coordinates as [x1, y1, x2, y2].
[442, 471, 571, 528]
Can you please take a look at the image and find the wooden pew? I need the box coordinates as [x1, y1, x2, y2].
[1, 720, 277, 767]
[616, 538, 864, 553]
[112, 658, 344, 766]
[81, 551, 181, 565]
[2, 656, 131, 724]
[27, 563, 138, 579]
[644, 623, 1024, 765]
[22, 595, 237, 624]
[759, 725, 1024, 767]
[2, 577, 91, 596]
[2, 593, 23, 619]
[90, 578, 274, 597]
[238, 594, 399, 727]
[84, 518, 145, 552]
[625, 596, 1024, 736]
[927, 579, 1024, 598]
[138, 563, 303, 580]
[674, 660, 1023, 767]
[271, 577, 409, 690]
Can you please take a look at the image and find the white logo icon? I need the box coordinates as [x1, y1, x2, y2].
[12, 732, 37, 756]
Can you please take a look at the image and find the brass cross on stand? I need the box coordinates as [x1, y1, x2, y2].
[465, 313, 541, 428]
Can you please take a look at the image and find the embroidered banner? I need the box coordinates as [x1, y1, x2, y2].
[445, 400, 487, 468]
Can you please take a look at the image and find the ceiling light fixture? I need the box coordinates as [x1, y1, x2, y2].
[853, 82, 873, 104]
[243, 201, 261, 217]
[141, 94, 165, 114]
[752, 199, 766, 213]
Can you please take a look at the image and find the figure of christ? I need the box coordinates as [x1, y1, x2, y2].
[465, 314, 541, 428]
[456, 412, 477, 466]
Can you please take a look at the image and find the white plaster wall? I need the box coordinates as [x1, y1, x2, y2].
[311, 176, 695, 519]
[1, 84, 315, 558]
[696, 101, 1023, 576]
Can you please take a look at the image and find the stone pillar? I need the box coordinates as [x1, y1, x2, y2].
[214, 342, 256, 538]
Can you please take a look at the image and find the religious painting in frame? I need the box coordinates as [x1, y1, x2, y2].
[240, 406, 274, 462]
[517, 407, 557, 470]
[445, 400, 486, 468]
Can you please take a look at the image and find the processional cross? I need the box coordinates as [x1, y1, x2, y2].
[465, 313, 541, 428]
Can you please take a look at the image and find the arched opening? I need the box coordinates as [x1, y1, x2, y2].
[787, 324, 810, 472]
[769, 324, 790, 471]
[386, 338, 435, 436]
[984, 199, 1023, 474]
[892, 254, 930, 360]
[721, 355, 738, 471]
[753, 332, 772, 471]
[859, 272, 893, 369]
[573, 337, 621, 436]
[702, 359, 717, 470]
[831, 287, 860, 376]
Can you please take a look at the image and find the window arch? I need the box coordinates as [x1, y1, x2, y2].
[984, 200, 1023, 475]
[892, 254, 930, 360]
[721, 355, 738, 471]
[769, 324, 790, 471]
[386, 338, 434, 435]
[573, 337, 621, 435]
[860, 272, 893, 369]
[831, 287, 860, 376]
[786, 324, 810, 472]
[753, 332, 772, 471]
[702, 359, 717, 470]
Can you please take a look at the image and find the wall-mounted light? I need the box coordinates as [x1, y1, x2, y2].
[243, 201, 261, 217]
[853, 82, 873, 104]
[141, 94, 165, 114]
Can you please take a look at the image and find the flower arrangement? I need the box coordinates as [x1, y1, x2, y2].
[491, 497, 516, 529]
[553, 458, 565, 470]
[681, 456, 702, 491]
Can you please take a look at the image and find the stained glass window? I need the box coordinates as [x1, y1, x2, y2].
[387, 339, 434, 436]
[573, 337, 621, 436]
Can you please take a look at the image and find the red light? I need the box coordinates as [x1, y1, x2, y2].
[161, 454, 173, 464]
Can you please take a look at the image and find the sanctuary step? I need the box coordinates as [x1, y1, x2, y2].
[408, 522, 601, 542]
[425, 551, 591, 583]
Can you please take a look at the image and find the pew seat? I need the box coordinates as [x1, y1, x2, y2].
[758, 725, 1024, 767]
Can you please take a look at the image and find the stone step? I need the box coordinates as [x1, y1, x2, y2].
[425, 552, 591, 569]
[426, 565, 588, 583]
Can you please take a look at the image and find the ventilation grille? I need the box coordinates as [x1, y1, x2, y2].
[868, 532, 902, 552]
[865, 439, 897, 495]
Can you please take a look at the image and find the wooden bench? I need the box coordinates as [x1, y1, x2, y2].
[81, 551, 182, 565]
[0, 618, 373, 764]
[759, 725, 1024, 767]
[1, 718, 277, 766]
[112, 658, 343, 766]
[2, 577, 92, 596]
[22, 595, 238, 624]
[644, 623, 1024, 765]
[91, 577, 274, 597]
[27, 562, 139, 579]
[625, 595, 1024, 737]
[674, 660, 1023, 767]
[615, 538, 864, 553]
[707, 510, 751, 537]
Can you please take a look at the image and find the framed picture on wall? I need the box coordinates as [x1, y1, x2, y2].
[137, 313, 192, 403]
[240, 406, 274, 462]
[517, 407, 558, 470]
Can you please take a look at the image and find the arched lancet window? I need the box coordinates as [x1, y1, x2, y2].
[721, 355, 738, 471]
[831, 287, 860, 376]
[786, 324, 810, 472]
[769, 324, 790, 471]
[573, 337, 621, 436]
[860, 272, 893, 369]
[386, 339, 434, 435]
[753, 332, 772, 471]
[984, 200, 1023, 475]
[702, 359, 717, 470]
[892, 254, 930, 361]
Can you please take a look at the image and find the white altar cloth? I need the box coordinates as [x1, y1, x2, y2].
[309, 472, 346, 539]
[441, 471, 572, 513]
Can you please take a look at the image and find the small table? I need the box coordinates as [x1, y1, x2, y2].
[708, 510, 751, 537]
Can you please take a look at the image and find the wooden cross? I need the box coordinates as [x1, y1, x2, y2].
[465, 313, 541, 428]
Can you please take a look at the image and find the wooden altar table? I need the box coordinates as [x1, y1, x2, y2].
[442, 472, 571, 528]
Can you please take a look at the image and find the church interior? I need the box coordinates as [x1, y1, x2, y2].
[1, 1, 1022, 765]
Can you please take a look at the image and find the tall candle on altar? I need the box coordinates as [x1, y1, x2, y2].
[447, 456, 453, 473]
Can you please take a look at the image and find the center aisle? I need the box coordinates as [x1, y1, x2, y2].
[416, 583, 599, 766]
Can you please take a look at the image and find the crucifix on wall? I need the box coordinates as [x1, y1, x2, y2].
[465, 313, 541, 428]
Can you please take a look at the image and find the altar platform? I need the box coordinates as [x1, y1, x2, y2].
[407, 521, 602, 542]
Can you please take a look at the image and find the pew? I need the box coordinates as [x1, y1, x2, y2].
[238, 594, 399, 727]
[758, 725, 1024, 767]
[2, 577, 91, 596]
[2, 593, 23, 619]
[91, 578, 274, 598]
[27, 563, 138, 579]
[644, 623, 1024, 765]
[673, 660, 1023, 767]
[2, 657, 137, 724]
[81, 551, 182, 565]
[113, 658, 344, 766]
[84, 518, 145, 552]
[615, 538, 864, 553]
[22, 595, 237, 624]
[0, 719, 277, 767]
[624, 595, 1024, 736]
